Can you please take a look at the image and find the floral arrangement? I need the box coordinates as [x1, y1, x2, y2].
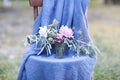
[24, 19, 97, 58]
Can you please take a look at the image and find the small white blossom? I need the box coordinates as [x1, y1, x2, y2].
[39, 26, 48, 38]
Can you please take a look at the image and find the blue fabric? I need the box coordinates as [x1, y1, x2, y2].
[25, 55, 96, 80]
[17, 0, 97, 80]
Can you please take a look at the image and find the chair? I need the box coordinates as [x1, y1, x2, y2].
[29, 0, 42, 20]
[28, 1, 94, 80]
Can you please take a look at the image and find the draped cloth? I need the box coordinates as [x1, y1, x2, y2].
[17, 0, 97, 80]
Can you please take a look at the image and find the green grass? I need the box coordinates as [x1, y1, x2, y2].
[0, 56, 18, 80]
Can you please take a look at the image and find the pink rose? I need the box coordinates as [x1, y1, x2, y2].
[59, 25, 73, 38]
[54, 34, 63, 43]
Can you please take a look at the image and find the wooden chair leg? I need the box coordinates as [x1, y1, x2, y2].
[33, 6, 38, 20]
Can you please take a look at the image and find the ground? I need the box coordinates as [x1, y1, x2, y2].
[0, 1, 120, 80]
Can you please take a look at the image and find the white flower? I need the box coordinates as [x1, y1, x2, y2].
[39, 26, 47, 38]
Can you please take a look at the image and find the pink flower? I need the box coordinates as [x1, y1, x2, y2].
[54, 34, 63, 43]
[59, 25, 73, 38]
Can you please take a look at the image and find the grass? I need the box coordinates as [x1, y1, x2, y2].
[0, 1, 120, 80]
[0, 56, 18, 80]
[88, 3, 120, 79]
[89, 22, 120, 80]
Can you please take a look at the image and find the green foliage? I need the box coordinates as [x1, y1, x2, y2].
[89, 0, 98, 6]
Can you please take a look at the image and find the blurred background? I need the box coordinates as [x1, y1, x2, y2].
[0, 0, 120, 80]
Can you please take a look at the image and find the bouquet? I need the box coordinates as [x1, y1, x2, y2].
[24, 19, 97, 58]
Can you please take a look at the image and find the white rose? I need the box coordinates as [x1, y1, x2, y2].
[39, 26, 47, 38]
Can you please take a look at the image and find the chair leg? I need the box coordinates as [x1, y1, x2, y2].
[33, 6, 38, 20]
